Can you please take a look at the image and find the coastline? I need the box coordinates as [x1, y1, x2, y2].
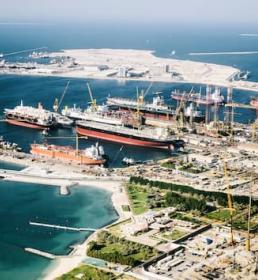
[0, 156, 131, 280]
[41, 181, 130, 280]
[3, 47, 258, 93]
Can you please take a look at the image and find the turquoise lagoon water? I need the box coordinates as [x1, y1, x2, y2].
[0, 179, 118, 279]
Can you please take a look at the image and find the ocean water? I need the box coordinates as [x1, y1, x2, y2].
[0, 176, 118, 280]
[0, 22, 258, 279]
[0, 24, 258, 165]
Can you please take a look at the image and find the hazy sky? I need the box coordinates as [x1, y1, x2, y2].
[1, 0, 258, 24]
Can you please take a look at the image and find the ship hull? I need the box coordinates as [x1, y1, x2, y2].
[6, 119, 49, 130]
[31, 145, 105, 165]
[76, 125, 181, 150]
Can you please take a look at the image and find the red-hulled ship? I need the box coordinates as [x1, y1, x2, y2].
[31, 142, 106, 165]
[76, 121, 184, 150]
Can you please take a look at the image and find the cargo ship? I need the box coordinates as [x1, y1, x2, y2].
[62, 104, 124, 125]
[250, 97, 258, 109]
[30, 142, 106, 165]
[4, 101, 57, 130]
[76, 121, 184, 150]
[172, 86, 225, 105]
[106, 93, 176, 121]
[107, 93, 204, 122]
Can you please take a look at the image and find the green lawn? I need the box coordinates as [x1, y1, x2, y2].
[206, 209, 258, 230]
[87, 231, 157, 266]
[170, 212, 203, 225]
[56, 265, 114, 280]
[161, 162, 176, 169]
[206, 209, 232, 221]
[127, 184, 149, 215]
[162, 229, 187, 240]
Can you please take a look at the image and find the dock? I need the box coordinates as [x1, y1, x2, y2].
[29, 221, 96, 232]
[25, 247, 56, 259]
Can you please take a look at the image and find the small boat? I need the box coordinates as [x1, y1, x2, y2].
[42, 129, 49, 136]
[0, 136, 22, 152]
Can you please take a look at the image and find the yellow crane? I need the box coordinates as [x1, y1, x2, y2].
[223, 160, 235, 245]
[246, 178, 257, 251]
[87, 82, 97, 111]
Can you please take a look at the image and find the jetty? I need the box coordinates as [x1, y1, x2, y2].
[25, 248, 56, 259]
[29, 221, 96, 232]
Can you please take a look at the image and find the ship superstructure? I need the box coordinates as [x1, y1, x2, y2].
[62, 104, 125, 126]
[172, 86, 225, 105]
[30, 142, 106, 165]
[107, 93, 176, 120]
[4, 101, 57, 129]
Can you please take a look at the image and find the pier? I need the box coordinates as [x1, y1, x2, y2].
[25, 248, 56, 260]
[29, 221, 96, 232]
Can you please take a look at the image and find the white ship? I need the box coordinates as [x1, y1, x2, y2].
[4, 101, 57, 130]
[52, 112, 74, 127]
[61, 104, 123, 126]
[184, 103, 203, 118]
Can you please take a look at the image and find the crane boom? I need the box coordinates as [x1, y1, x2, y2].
[223, 160, 235, 245]
[87, 82, 97, 110]
[59, 81, 70, 110]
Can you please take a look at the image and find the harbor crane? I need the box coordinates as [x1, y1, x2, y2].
[137, 82, 153, 104]
[175, 93, 187, 131]
[222, 158, 235, 245]
[53, 81, 70, 112]
[246, 177, 257, 252]
[87, 82, 97, 110]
